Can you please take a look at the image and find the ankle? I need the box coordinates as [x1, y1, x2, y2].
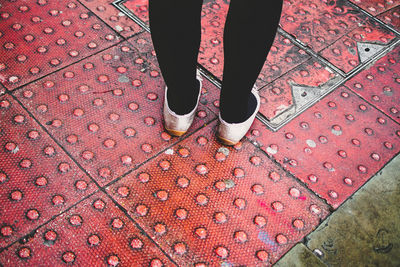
[166, 79, 200, 115]
[220, 92, 257, 123]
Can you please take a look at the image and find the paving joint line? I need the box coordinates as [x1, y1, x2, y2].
[102, 117, 218, 189]
[6, 40, 126, 94]
[101, 189, 179, 266]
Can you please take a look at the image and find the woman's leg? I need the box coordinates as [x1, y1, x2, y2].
[220, 0, 283, 123]
[148, 0, 203, 115]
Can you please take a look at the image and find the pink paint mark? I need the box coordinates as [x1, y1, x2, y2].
[257, 199, 267, 207]
[256, 199, 276, 215]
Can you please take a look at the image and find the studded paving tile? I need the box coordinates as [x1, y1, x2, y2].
[378, 6, 400, 32]
[0, 0, 121, 90]
[349, 0, 400, 16]
[121, 0, 310, 86]
[345, 45, 400, 123]
[247, 86, 400, 208]
[79, 0, 143, 38]
[0, 191, 174, 266]
[14, 42, 217, 186]
[0, 95, 96, 250]
[107, 120, 329, 266]
[319, 18, 396, 73]
[258, 58, 340, 126]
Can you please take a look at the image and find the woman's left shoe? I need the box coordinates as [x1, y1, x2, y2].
[163, 72, 203, 136]
[216, 89, 260, 146]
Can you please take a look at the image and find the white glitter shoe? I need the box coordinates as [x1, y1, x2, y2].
[217, 89, 260, 145]
[163, 71, 203, 136]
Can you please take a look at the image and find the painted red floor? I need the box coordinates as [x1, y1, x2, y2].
[0, 0, 399, 266]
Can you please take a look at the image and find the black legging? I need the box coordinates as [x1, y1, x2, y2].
[149, 0, 283, 123]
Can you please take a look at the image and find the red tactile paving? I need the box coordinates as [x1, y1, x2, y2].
[247, 86, 400, 208]
[107, 121, 329, 266]
[0, 0, 121, 90]
[14, 42, 217, 186]
[319, 19, 396, 73]
[345, 45, 400, 123]
[0, 95, 96, 250]
[349, 0, 400, 16]
[258, 58, 338, 124]
[281, 0, 371, 52]
[0, 192, 174, 266]
[79, 0, 144, 38]
[378, 6, 400, 31]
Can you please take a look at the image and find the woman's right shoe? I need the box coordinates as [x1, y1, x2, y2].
[216, 89, 260, 146]
[163, 73, 203, 136]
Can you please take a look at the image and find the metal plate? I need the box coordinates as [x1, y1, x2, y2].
[345, 45, 400, 123]
[14, 42, 217, 187]
[107, 120, 329, 266]
[0, 192, 174, 266]
[377, 6, 400, 31]
[0, 95, 96, 250]
[79, 0, 143, 38]
[247, 86, 400, 208]
[319, 18, 396, 73]
[0, 0, 120, 90]
[349, 0, 400, 16]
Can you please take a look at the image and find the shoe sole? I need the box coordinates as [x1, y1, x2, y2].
[165, 128, 187, 137]
[216, 135, 237, 146]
